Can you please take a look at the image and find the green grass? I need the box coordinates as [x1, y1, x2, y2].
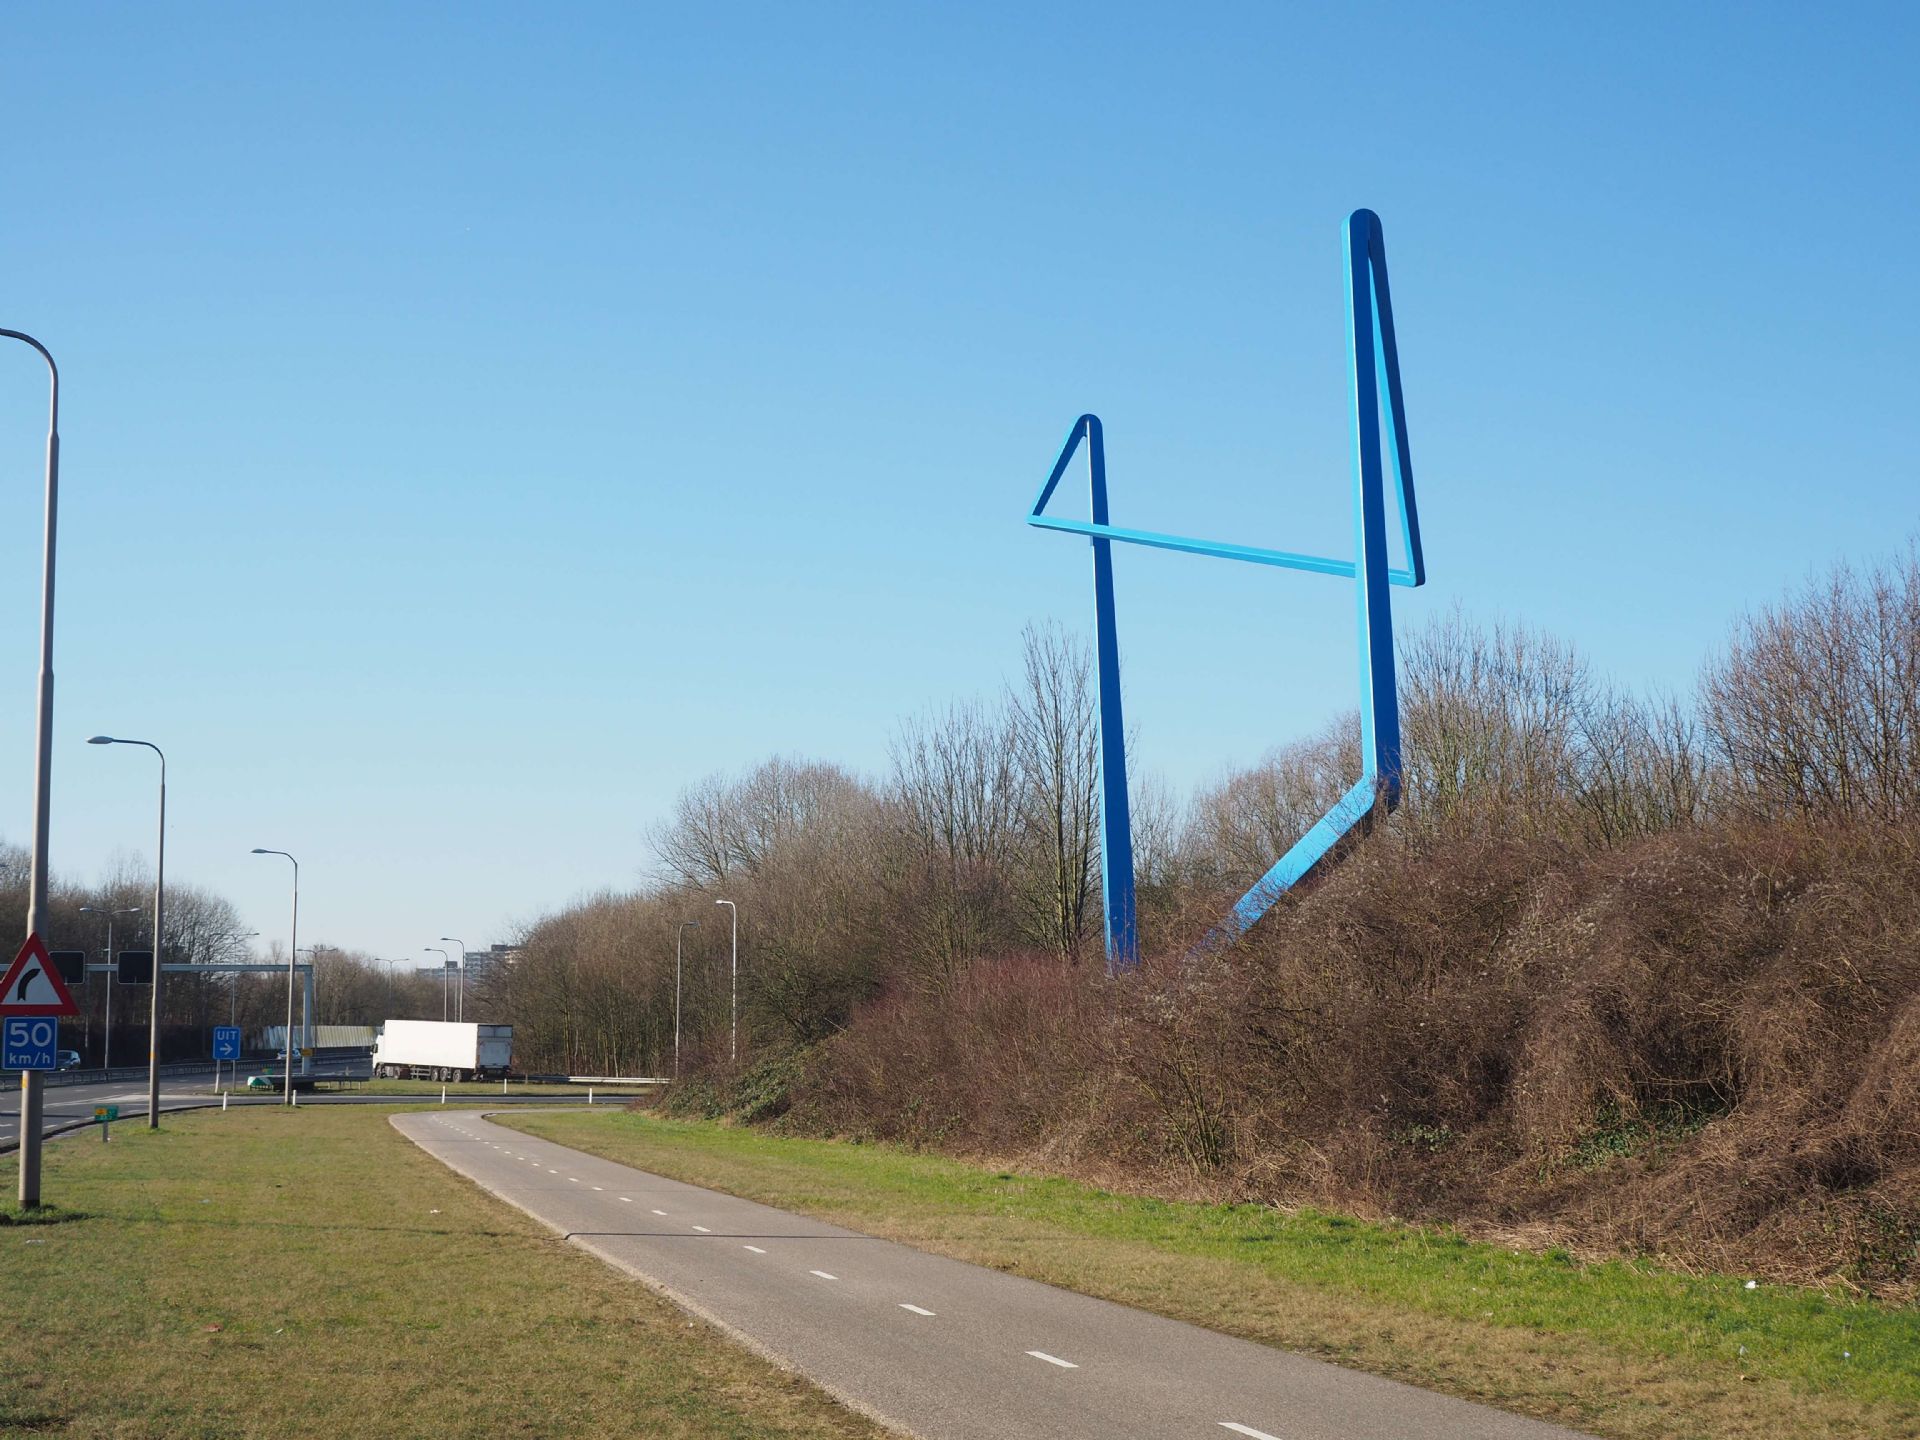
[503, 1109, 1920, 1440]
[1, 1106, 883, 1440]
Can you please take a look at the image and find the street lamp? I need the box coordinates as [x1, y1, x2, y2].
[3, 326, 57, 1207]
[714, 899, 738, 1064]
[674, 921, 699, 1079]
[88, 736, 167, 1129]
[250, 849, 299, 1104]
[78, 905, 141, 1068]
[424, 948, 451, 1020]
[439, 936, 468, 1021]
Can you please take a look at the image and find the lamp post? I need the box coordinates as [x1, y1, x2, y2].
[714, 899, 738, 1064]
[78, 905, 141, 1067]
[424, 948, 450, 1020]
[439, 936, 468, 1021]
[80, 902, 144, 1075]
[250, 849, 299, 1104]
[87, 736, 167, 1129]
[4, 327, 56, 1207]
[674, 921, 698, 1079]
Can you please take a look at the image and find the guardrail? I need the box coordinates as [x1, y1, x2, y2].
[0, 1060, 220, 1093]
[565, 1075, 670, 1085]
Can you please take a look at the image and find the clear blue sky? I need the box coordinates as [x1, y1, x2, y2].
[1, 2, 1915, 962]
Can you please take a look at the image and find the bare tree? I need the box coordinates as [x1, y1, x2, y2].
[1008, 622, 1101, 961]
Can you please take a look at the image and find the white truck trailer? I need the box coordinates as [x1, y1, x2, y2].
[372, 1020, 513, 1081]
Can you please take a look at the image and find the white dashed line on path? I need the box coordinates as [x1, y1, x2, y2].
[810, 1270, 839, 1281]
[744, 1245, 767, 1254]
[1219, 1426, 1284, 1440]
[1026, 1351, 1078, 1369]
[899, 1304, 936, 1316]
[651, 1209, 668, 1216]
[692, 1225, 712, 1233]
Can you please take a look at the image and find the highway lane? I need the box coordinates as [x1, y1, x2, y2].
[398, 1110, 1596, 1440]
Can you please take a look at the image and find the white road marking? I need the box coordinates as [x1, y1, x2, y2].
[548, 1168, 559, 1174]
[744, 1244, 767, 1254]
[651, 1209, 668, 1216]
[591, 1185, 604, 1191]
[1219, 1426, 1284, 1440]
[619, 1196, 633, 1203]
[691, 1225, 712, 1233]
[899, 1303, 936, 1316]
[810, 1269, 838, 1280]
[1026, 1351, 1078, 1369]
[567, 1177, 580, 1183]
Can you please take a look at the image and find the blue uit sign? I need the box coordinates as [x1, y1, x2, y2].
[4, 1016, 58, 1071]
[213, 1025, 242, 1061]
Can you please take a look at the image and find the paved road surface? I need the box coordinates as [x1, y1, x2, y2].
[0, 1060, 360, 1147]
[397, 1110, 1595, 1440]
[0, 1065, 619, 1149]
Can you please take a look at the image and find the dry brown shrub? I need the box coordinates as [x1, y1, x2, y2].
[789, 817, 1920, 1294]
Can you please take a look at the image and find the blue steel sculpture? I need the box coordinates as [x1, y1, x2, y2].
[1027, 208, 1426, 968]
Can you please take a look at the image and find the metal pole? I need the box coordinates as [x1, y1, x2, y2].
[147, 751, 166, 1127]
[440, 937, 468, 1022]
[87, 737, 166, 1128]
[674, 921, 698, 1079]
[299, 957, 313, 1075]
[250, 850, 298, 1104]
[5, 329, 56, 1208]
[103, 918, 111, 1069]
[425, 949, 449, 1020]
[714, 900, 737, 1064]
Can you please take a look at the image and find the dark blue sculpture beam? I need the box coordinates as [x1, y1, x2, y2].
[1027, 209, 1426, 968]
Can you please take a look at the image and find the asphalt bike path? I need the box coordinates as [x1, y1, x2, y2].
[396, 1110, 1595, 1440]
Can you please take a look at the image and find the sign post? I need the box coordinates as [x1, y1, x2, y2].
[94, 1103, 117, 1142]
[213, 1025, 241, 1091]
[3, 933, 81, 1203]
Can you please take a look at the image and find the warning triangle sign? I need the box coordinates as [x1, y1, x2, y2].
[0, 933, 80, 1017]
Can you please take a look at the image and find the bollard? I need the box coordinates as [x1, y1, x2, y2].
[440, 1086, 447, 1105]
[502, 1076, 508, 1094]
[292, 1089, 299, 1108]
[222, 1092, 229, 1112]
[588, 1087, 594, 1106]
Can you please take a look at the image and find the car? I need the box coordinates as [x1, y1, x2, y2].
[245, 1074, 276, 1091]
[55, 1049, 82, 1071]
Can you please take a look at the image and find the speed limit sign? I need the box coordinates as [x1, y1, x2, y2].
[4, 1016, 58, 1071]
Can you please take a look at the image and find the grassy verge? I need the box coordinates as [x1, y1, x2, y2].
[1, 1106, 883, 1440]
[502, 1110, 1920, 1440]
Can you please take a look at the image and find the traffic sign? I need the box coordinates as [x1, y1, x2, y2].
[213, 1025, 242, 1060]
[4, 1016, 58, 1071]
[0, 933, 80, 1017]
[94, 1104, 118, 1121]
[50, 951, 87, 986]
[116, 950, 154, 985]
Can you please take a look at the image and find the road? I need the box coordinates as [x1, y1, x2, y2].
[0, 1059, 360, 1148]
[397, 1110, 1595, 1440]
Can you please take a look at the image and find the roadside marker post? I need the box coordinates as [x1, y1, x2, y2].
[93, 1103, 118, 1142]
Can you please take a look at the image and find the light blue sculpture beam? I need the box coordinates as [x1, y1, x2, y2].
[1027, 209, 1425, 965]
